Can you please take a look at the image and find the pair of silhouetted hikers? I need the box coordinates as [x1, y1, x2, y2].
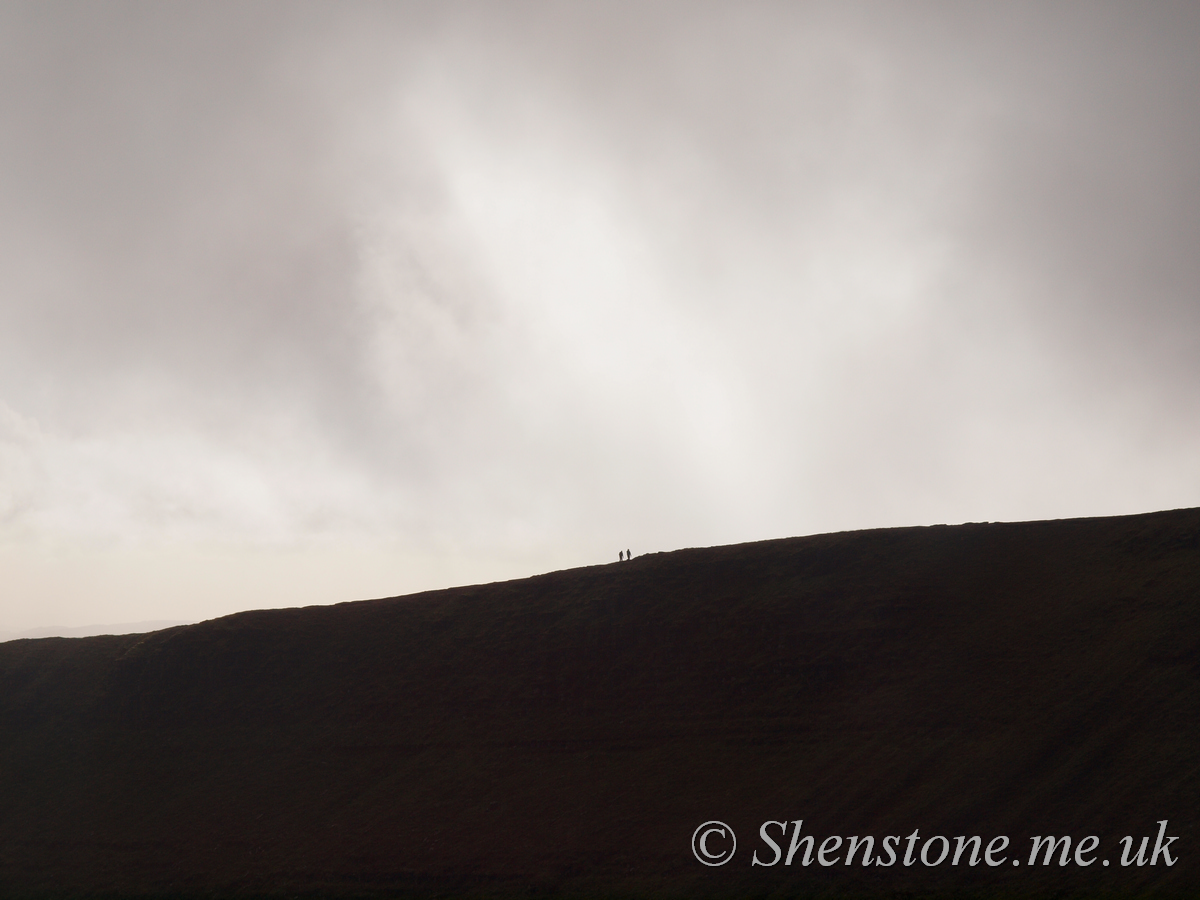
[619, 549, 631, 561]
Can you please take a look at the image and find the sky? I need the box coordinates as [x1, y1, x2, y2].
[1, 1, 1198, 635]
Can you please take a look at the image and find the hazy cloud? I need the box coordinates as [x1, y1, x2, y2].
[2, 1, 1198, 630]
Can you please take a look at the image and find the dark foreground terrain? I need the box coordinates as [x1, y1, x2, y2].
[2, 509, 1198, 899]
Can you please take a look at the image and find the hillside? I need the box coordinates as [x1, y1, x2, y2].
[1, 508, 1198, 898]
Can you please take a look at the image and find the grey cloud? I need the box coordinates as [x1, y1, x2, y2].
[1, 2, 1198, 630]
[945, 2, 1200, 391]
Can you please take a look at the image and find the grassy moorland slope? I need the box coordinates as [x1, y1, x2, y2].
[1, 509, 1198, 898]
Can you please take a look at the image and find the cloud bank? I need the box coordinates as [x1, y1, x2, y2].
[2, 2, 1198, 630]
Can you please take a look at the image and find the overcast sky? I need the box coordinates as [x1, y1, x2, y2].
[2, 1, 1198, 634]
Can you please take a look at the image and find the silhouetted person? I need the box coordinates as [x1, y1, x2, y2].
[627, 548, 631, 560]
[619, 550, 624, 561]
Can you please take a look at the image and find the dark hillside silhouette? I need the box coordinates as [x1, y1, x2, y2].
[1, 508, 1198, 897]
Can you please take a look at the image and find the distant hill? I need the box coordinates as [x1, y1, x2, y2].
[1, 509, 1197, 898]
[0, 620, 192, 642]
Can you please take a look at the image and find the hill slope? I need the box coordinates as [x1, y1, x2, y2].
[2, 509, 1198, 897]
